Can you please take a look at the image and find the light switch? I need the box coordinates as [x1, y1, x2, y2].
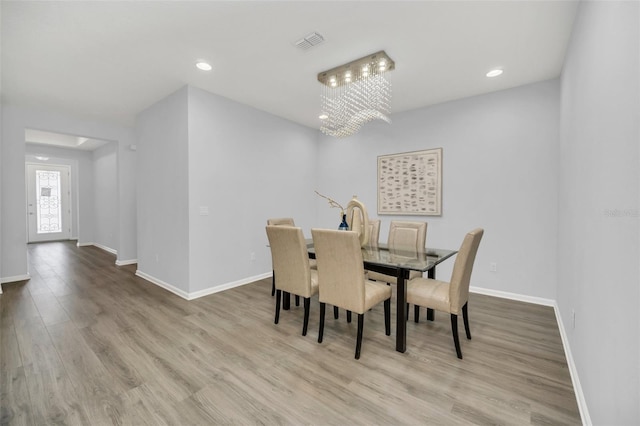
[199, 206, 209, 216]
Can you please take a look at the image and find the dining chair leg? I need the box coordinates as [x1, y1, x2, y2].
[427, 308, 435, 321]
[414, 305, 420, 323]
[384, 298, 391, 336]
[355, 314, 364, 359]
[275, 289, 281, 324]
[271, 271, 276, 296]
[347, 311, 352, 323]
[302, 297, 311, 336]
[333, 306, 339, 319]
[450, 313, 463, 359]
[462, 302, 471, 339]
[283, 292, 290, 310]
[295, 295, 300, 307]
[318, 302, 326, 343]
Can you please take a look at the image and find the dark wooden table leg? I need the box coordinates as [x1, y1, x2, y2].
[396, 268, 407, 353]
[427, 266, 435, 321]
[427, 266, 436, 279]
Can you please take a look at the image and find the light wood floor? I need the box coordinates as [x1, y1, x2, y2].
[1, 241, 581, 425]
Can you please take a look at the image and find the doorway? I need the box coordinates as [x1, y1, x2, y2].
[26, 163, 72, 242]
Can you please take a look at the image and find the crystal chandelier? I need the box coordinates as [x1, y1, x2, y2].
[318, 51, 395, 138]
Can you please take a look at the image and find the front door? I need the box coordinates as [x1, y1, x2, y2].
[26, 163, 72, 242]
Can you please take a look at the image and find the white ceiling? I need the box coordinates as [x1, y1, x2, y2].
[1, 1, 579, 131]
[25, 129, 111, 151]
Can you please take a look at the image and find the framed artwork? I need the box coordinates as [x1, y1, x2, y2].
[377, 148, 442, 216]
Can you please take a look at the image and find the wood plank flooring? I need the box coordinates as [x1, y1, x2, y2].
[1, 241, 581, 425]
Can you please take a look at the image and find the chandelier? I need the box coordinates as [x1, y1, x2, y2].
[318, 51, 395, 138]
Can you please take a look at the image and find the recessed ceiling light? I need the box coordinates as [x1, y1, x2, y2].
[35, 156, 49, 161]
[486, 69, 503, 78]
[196, 61, 212, 71]
[319, 114, 328, 120]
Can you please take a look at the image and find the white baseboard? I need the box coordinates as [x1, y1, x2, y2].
[1, 273, 31, 284]
[188, 272, 272, 300]
[552, 302, 592, 426]
[92, 243, 117, 256]
[135, 270, 190, 299]
[0, 274, 31, 294]
[470, 285, 555, 306]
[134, 270, 271, 301]
[79, 242, 130, 266]
[77, 241, 117, 256]
[470, 285, 590, 425]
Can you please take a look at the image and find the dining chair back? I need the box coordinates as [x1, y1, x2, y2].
[406, 228, 484, 359]
[367, 219, 381, 248]
[266, 225, 318, 336]
[266, 217, 315, 298]
[313, 230, 366, 312]
[345, 197, 370, 247]
[449, 228, 484, 314]
[311, 228, 391, 359]
[388, 220, 427, 251]
[267, 217, 295, 226]
[368, 220, 427, 285]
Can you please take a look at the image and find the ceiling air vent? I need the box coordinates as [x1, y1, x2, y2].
[294, 32, 325, 51]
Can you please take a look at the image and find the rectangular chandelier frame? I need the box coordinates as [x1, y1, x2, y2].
[317, 51, 395, 88]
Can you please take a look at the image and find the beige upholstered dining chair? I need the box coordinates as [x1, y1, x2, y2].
[368, 221, 427, 284]
[266, 217, 316, 299]
[344, 197, 370, 247]
[311, 228, 392, 359]
[406, 228, 484, 359]
[366, 220, 381, 248]
[266, 225, 318, 336]
[267, 218, 295, 297]
[331, 219, 380, 324]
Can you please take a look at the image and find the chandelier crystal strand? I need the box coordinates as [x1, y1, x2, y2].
[318, 51, 394, 138]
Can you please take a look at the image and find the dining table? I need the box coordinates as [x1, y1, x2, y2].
[301, 242, 458, 353]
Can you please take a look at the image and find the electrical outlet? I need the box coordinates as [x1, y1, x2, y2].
[155, 253, 159, 263]
[250, 252, 256, 262]
[572, 309, 576, 330]
[489, 262, 497, 272]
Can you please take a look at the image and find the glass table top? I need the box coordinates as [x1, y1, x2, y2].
[307, 241, 457, 273]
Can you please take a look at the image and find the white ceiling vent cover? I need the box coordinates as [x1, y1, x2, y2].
[294, 32, 325, 50]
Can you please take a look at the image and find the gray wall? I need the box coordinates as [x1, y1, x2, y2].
[558, 1, 640, 424]
[316, 79, 561, 300]
[135, 86, 318, 295]
[186, 86, 318, 293]
[1, 105, 30, 279]
[135, 87, 190, 292]
[92, 142, 118, 251]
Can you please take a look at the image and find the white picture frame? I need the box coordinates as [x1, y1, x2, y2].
[377, 148, 442, 216]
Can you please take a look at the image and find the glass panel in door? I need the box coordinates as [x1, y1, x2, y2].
[35, 170, 62, 234]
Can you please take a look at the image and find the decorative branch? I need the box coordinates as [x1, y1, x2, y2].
[314, 190, 345, 211]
